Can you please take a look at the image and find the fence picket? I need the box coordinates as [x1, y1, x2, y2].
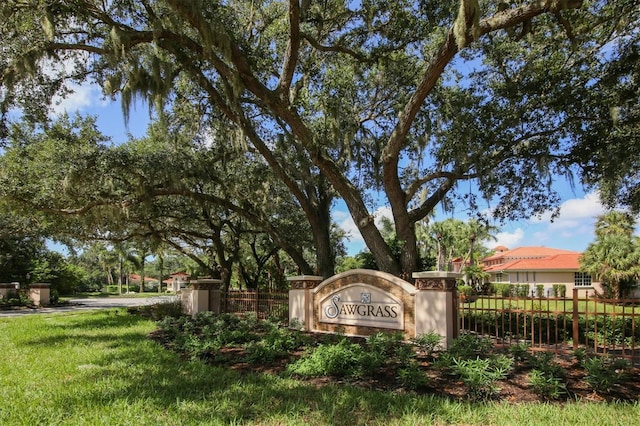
[460, 291, 640, 364]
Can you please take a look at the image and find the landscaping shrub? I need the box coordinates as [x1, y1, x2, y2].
[397, 362, 429, 391]
[552, 284, 566, 298]
[366, 331, 415, 364]
[508, 342, 531, 362]
[514, 284, 530, 298]
[245, 326, 301, 363]
[447, 333, 494, 360]
[491, 283, 511, 297]
[0, 289, 31, 308]
[581, 356, 630, 393]
[529, 352, 563, 375]
[410, 332, 443, 357]
[528, 369, 567, 400]
[451, 355, 513, 401]
[287, 338, 381, 378]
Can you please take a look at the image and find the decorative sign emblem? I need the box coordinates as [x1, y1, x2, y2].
[319, 284, 403, 330]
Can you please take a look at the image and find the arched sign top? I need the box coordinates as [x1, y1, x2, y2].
[312, 269, 418, 296]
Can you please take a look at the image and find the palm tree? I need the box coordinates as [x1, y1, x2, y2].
[462, 219, 498, 290]
[580, 211, 640, 299]
[594, 210, 635, 238]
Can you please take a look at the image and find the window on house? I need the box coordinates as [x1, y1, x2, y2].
[496, 273, 503, 283]
[574, 272, 592, 286]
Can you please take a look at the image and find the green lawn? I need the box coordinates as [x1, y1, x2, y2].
[467, 296, 640, 315]
[1, 310, 638, 425]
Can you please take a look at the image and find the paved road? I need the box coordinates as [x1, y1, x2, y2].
[0, 295, 180, 317]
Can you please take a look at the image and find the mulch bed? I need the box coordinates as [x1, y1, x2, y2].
[149, 329, 640, 404]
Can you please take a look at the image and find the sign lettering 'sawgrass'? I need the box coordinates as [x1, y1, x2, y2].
[320, 284, 404, 330]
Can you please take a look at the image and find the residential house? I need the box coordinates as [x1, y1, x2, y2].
[128, 274, 160, 291]
[481, 246, 603, 296]
[167, 272, 191, 292]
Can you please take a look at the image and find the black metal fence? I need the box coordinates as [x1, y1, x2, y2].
[221, 290, 289, 322]
[459, 288, 640, 364]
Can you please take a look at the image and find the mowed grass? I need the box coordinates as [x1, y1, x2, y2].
[468, 296, 640, 315]
[1, 311, 639, 426]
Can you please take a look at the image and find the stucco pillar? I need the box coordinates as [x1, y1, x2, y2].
[412, 271, 462, 349]
[287, 275, 323, 330]
[189, 278, 222, 315]
[180, 288, 194, 316]
[29, 283, 51, 307]
[0, 283, 17, 300]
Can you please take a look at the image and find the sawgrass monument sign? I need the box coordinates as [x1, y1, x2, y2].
[288, 269, 461, 348]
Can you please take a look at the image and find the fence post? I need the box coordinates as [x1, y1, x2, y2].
[412, 271, 462, 350]
[287, 275, 323, 330]
[255, 288, 260, 318]
[573, 287, 579, 351]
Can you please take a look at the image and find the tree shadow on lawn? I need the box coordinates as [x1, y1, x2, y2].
[15, 312, 640, 425]
[19, 312, 467, 424]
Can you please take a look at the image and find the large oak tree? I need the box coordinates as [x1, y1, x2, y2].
[1, 1, 638, 277]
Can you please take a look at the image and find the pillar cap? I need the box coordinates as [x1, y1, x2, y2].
[286, 275, 323, 281]
[412, 271, 463, 279]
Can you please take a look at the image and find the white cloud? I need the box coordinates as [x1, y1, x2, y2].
[532, 192, 605, 225]
[489, 228, 525, 249]
[334, 210, 360, 242]
[50, 82, 102, 115]
[334, 205, 398, 256]
[373, 206, 394, 227]
[334, 205, 394, 243]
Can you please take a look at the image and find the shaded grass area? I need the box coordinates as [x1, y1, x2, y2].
[1, 311, 639, 425]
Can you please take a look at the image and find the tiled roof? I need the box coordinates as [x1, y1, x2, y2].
[482, 246, 580, 262]
[129, 274, 159, 282]
[483, 253, 582, 272]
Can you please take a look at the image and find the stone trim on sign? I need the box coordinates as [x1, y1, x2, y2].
[287, 275, 323, 290]
[412, 271, 460, 291]
[190, 279, 222, 291]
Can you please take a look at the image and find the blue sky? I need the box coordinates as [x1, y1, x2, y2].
[335, 189, 606, 256]
[50, 80, 612, 256]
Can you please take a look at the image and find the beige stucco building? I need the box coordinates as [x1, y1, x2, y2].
[482, 246, 603, 296]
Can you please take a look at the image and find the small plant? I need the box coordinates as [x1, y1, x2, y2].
[573, 347, 587, 364]
[581, 356, 630, 393]
[451, 355, 512, 401]
[508, 342, 531, 362]
[458, 284, 473, 295]
[49, 289, 60, 305]
[515, 284, 530, 298]
[397, 362, 429, 390]
[245, 326, 299, 363]
[411, 332, 442, 357]
[287, 338, 380, 378]
[447, 333, 494, 360]
[552, 284, 567, 298]
[528, 351, 565, 378]
[366, 331, 415, 364]
[492, 283, 511, 297]
[529, 369, 567, 400]
[288, 318, 305, 331]
[536, 284, 545, 298]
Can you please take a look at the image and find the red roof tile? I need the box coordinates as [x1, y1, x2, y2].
[483, 246, 580, 262]
[484, 253, 582, 272]
[482, 246, 583, 272]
